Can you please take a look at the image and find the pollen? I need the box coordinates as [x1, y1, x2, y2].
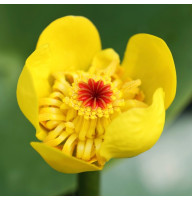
[38, 67, 147, 167]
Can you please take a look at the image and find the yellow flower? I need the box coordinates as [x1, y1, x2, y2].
[17, 16, 176, 173]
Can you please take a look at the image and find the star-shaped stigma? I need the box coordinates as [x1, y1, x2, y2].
[77, 78, 113, 109]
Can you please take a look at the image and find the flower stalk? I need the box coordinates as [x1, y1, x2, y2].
[77, 171, 100, 196]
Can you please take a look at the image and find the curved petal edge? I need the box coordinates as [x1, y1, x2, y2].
[122, 33, 176, 109]
[100, 88, 165, 161]
[31, 142, 102, 174]
[37, 16, 102, 72]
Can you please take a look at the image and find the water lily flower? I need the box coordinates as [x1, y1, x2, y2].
[17, 16, 176, 173]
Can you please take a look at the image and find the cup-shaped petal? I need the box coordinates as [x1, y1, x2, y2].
[31, 142, 102, 173]
[17, 16, 101, 139]
[100, 88, 165, 161]
[122, 34, 176, 109]
[37, 16, 101, 72]
[89, 48, 120, 74]
[17, 45, 51, 131]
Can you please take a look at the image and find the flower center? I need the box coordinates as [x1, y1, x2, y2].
[38, 70, 147, 167]
[78, 78, 113, 109]
[63, 73, 124, 120]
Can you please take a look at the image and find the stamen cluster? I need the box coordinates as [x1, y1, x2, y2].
[64, 73, 124, 119]
[38, 70, 145, 166]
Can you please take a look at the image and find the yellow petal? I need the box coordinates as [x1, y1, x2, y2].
[89, 48, 120, 74]
[17, 16, 101, 138]
[31, 142, 102, 173]
[17, 45, 52, 132]
[122, 34, 176, 109]
[100, 88, 165, 161]
[37, 16, 101, 72]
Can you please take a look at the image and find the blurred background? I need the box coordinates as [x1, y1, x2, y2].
[0, 4, 192, 196]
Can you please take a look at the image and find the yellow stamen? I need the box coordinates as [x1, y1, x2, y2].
[38, 68, 147, 167]
[44, 122, 66, 142]
[50, 91, 64, 100]
[39, 107, 63, 114]
[87, 119, 97, 138]
[82, 139, 94, 161]
[45, 131, 71, 147]
[76, 140, 85, 159]
[53, 81, 70, 96]
[45, 120, 60, 130]
[96, 118, 104, 136]
[79, 118, 90, 141]
[65, 122, 75, 133]
[74, 116, 83, 133]
[66, 109, 77, 121]
[39, 113, 65, 121]
[62, 133, 77, 155]
[39, 98, 62, 107]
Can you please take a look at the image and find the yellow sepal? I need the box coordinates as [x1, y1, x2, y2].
[37, 16, 101, 72]
[100, 88, 165, 161]
[89, 48, 120, 75]
[17, 45, 51, 130]
[31, 142, 102, 173]
[17, 16, 101, 134]
[122, 33, 176, 109]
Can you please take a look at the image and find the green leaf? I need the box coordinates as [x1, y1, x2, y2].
[0, 52, 22, 113]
